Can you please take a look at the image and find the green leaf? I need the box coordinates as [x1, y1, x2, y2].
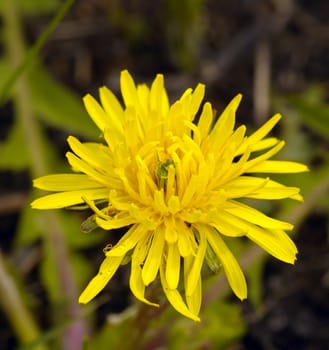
[0, 0, 60, 14]
[70, 252, 94, 291]
[56, 210, 106, 249]
[0, 122, 30, 170]
[40, 241, 62, 302]
[245, 254, 266, 307]
[0, 58, 14, 100]
[15, 200, 42, 246]
[166, 300, 246, 350]
[278, 109, 313, 164]
[40, 240, 94, 302]
[288, 93, 329, 140]
[201, 301, 246, 349]
[16, 201, 106, 249]
[86, 317, 131, 350]
[29, 67, 99, 139]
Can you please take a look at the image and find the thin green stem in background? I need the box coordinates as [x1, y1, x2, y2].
[0, 251, 48, 350]
[1, 0, 87, 349]
[0, 0, 75, 105]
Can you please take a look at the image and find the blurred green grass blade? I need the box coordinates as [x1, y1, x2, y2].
[40, 248, 93, 302]
[87, 317, 131, 350]
[273, 157, 329, 236]
[82, 337, 90, 350]
[0, 122, 30, 169]
[0, 0, 74, 104]
[69, 252, 93, 296]
[165, 300, 246, 350]
[55, 209, 106, 249]
[0, 0, 61, 14]
[16, 317, 75, 350]
[279, 109, 313, 164]
[289, 95, 329, 139]
[0, 59, 13, 98]
[15, 201, 42, 245]
[164, 0, 205, 71]
[29, 67, 98, 138]
[199, 301, 246, 349]
[246, 254, 267, 307]
[0, 99, 72, 171]
[39, 244, 62, 301]
[16, 198, 105, 248]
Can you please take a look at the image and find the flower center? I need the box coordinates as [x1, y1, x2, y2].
[156, 159, 175, 192]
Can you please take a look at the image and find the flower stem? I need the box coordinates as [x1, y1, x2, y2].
[0, 0, 75, 104]
[0, 251, 48, 350]
[118, 283, 165, 350]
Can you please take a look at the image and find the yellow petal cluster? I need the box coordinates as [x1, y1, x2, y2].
[32, 70, 308, 321]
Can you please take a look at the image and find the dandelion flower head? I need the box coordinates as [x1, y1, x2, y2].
[32, 70, 308, 321]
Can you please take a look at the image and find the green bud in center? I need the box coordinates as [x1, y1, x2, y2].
[156, 159, 175, 191]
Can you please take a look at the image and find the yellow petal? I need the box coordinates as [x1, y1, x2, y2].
[224, 176, 302, 201]
[150, 74, 166, 115]
[225, 200, 294, 230]
[197, 102, 213, 140]
[246, 160, 309, 173]
[215, 212, 298, 264]
[247, 228, 297, 264]
[244, 141, 285, 170]
[248, 137, 280, 153]
[164, 216, 178, 243]
[83, 93, 108, 131]
[96, 212, 136, 230]
[186, 277, 202, 316]
[136, 84, 150, 117]
[66, 152, 112, 187]
[160, 262, 200, 322]
[109, 190, 133, 211]
[188, 83, 205, 121]
[142, 227, 165, 286]
[184, 255, 202, 315]
[181, 174, 199, 207]
[185, 226, 206, 296]
[153, 189, 168, 214]
[31, 188, 108, 209]
[67, 136, 113, 172]
[130, 235, 159, 307]
[33, 174, 102, 191]
[130, 260, 159, 307]
[205, 225, 247, 300]
[209, 94, 242, 149]
[177, 220, 195, 257]
[165, 242, 180, 290]
[105, 224, 148, 257]
[208, 210, 246, 237]
[79, 255, 123, 303]
[99, 86, 124, 134]
[236, 114, 281, 155]
[120, 70, 137, 107]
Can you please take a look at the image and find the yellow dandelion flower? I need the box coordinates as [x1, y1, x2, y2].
[32, 70, 308, 321]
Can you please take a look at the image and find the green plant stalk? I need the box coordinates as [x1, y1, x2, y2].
[2, 1, 87, 349]
[0, 0, 75, 104]
[119, 283, 165, 350]
[0, 251, 48, 350]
